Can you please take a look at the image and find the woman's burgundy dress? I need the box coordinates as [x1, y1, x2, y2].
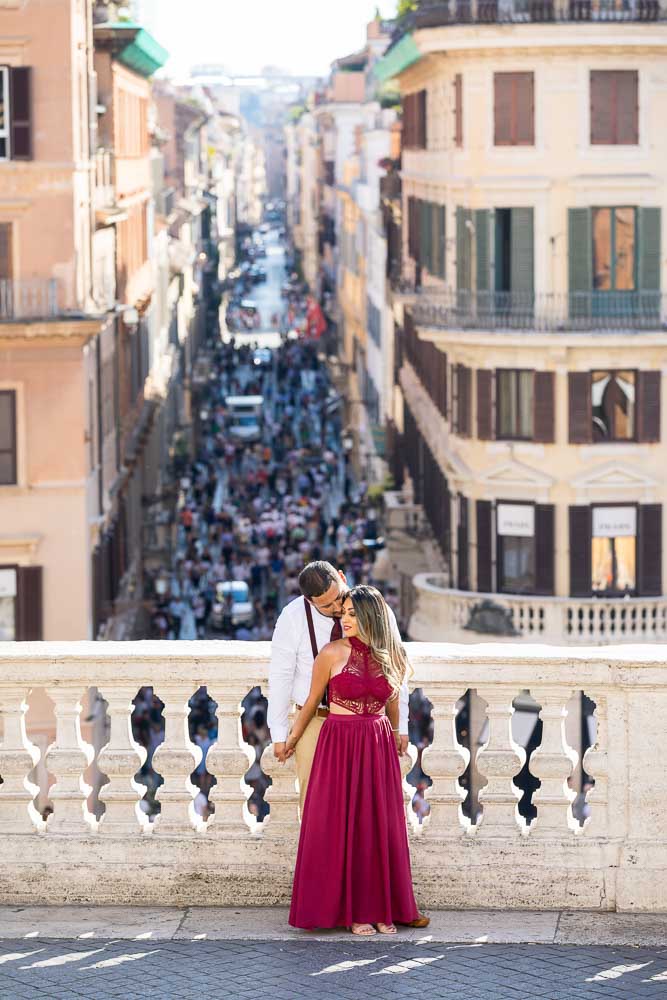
[289, 636, 419, 929]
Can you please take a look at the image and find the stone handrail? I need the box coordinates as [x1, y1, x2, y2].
[411, 575, 667, 644]
[0, 639, 664, 911]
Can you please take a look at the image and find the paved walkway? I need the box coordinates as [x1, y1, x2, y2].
[1, 909, 667, 999]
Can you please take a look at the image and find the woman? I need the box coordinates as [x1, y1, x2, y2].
[286, 585, 420, 936]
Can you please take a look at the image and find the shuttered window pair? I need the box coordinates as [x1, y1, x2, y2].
[402, 90, 427, 150]
[456, 206, 534, 299]
[494, 72, 534, 146]
[476, 369, 555, 443]
[568, 370, 660, 444]
[403, 403, 451, 561]
[404, 310, 447, 417]
[407, 198, 446, 278]
[568, 206, 660, 317]
[590, 70, 638, 145]
[476, 500, 555, 596]
[569, 505, 661, 597]
[0, 66, 32, 161]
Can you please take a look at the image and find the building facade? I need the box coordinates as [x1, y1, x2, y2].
[375, 2, 667, 644]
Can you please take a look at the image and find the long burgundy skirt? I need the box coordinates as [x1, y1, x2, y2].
[289, 713, 419, 929]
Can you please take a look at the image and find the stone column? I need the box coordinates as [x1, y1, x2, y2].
[476, 687, 524, 836]
[97, 687, 146, 835]
[151, 685, 199, 835]
[530, 689, 574, 837]
[421, 684, 468, 836]
[44, 686, 94, 834]
[207, 684, 253, 835]
[260, 744, 299, 840]
[0, 686, 40, 833]
[581, 690, 609, 839]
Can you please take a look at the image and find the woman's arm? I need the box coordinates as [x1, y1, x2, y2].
[284, 645, 336, 754]
[385, 692, 401, 753]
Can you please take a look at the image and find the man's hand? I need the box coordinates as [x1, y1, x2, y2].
[399, 734, 409, 756]
[273, 741, 287, 763]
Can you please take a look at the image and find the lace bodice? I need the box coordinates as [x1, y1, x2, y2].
[328, 636, 393, 715]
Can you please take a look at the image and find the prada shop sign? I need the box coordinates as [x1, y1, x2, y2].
[593, 506, 637, 538]
[497, 504, 535, 538]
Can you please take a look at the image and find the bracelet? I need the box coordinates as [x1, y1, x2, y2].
[392, 727, 400, 733]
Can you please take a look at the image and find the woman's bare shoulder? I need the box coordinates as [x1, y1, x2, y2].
[317, 639, 350, 661]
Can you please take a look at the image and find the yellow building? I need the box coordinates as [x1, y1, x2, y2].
[377, 3, 667, 643]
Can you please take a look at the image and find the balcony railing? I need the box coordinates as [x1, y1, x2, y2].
[398, 0, 666, 34]
[410, 575, 667, 643]
[0, 639, 665, 912]
[0, 279, 64, 321]
[94, 148, 116, 210]
[410, 289, 667, 333]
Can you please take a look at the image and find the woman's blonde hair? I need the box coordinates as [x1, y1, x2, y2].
[347, 585, 411, 697]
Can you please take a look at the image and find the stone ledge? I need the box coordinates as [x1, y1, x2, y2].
[0, 906, 666, 947]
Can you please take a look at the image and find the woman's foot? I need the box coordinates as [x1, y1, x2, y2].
[375, 922, 397, 935]
[349, 923, 376, 936]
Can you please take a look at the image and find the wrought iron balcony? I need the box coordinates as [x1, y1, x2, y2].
[411, 288, 667, 333]
[397, 0, 666, 33]
[0, 279, 65, 322]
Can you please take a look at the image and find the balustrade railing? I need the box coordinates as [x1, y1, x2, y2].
[410, 289, 667, 333]
[0, 640, 664, 911]
[411, 576, 667, 643]
[0, 279, 64, 321]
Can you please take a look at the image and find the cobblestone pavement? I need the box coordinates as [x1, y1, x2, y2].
[1, 938, 666, 999]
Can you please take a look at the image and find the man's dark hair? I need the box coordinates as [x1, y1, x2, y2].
[298, 561, 339, 599]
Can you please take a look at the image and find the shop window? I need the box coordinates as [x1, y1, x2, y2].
[591, 506, 636, 595]
[497, 503, 536, 594]
[591, 370, 635, 441]
[0, 566, 16, 640]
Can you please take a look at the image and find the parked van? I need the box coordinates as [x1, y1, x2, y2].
[225, 395, 264, 443]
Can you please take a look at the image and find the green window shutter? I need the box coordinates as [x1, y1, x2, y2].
[475, 209, 491, 293]
[456, 207, 472, 293]
[638, 207, 661, 292]
[431, 203, 440, 278]
[438, 205, 446, 278]
[568, 207, 592, 318]
[510, 207, 534, 297]
[420, 200, 431, 272]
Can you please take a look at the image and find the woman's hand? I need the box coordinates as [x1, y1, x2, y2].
[393, 731, 403, 755]
[284, 735, 297, 759]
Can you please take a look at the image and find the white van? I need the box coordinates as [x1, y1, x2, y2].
[225, 395, 264, 443]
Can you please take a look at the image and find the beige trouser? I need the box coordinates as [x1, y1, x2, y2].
[293, 714, 327, 815]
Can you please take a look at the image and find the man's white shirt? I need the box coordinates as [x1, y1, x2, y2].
[267, 596, 409, 744]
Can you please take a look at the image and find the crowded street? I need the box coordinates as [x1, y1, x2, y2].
[134, 224, 408, 823]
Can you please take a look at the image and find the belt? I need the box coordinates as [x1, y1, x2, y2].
[295, 703, 329, 718]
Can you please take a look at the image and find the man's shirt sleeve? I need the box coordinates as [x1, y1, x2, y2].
[267, 608, 298, 744]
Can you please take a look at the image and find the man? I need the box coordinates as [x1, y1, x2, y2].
[267, 560, 429, 928]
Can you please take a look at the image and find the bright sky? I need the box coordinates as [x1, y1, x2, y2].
[140, 0, 398, 78]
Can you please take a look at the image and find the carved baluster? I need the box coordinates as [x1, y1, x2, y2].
[97, 687, 146, 835]
[421, 684, 468, 836]
[260, 745, 299, 840]
[151, 685, 199, 835]
[476, 687, 524, 836]
[207, 684, 253, 835]
[0, 686, 40, 832]
[530, 689, 574, 837]
[581, 691, 609, 838]
[44, 686, 94, 833]
[400, 744, 416, 827]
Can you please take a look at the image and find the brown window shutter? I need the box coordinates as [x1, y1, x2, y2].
[476, 500, 493, 593]
[638, 504, 662, 596]
[477, 369, 494, 440]
[569, 506, 592, 597]
[637, 370, 661, 443]
[616, 71, 639, 145]
[515, 72, 534, 145]
[0, 223, 13, 280]
[458, 496, 469, 591]
[494, 73, 513, 145]
[535, 504, 555, 595]
[16, 566, 43, 640]
[590, 70, 613, 145]
[418, 89, 427, 148]
[454, 73, 463, 147]
[534, 371, 555, 443]
[458, 365, 472, 437]
[10, 67, 33, 161]
[568, 372, 592, 444]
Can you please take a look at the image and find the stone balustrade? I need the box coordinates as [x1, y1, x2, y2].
[410, 574, 667, 644]
[0, 639, 665, 911]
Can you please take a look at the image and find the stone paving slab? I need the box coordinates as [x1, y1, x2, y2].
[0, 938, 667, 999]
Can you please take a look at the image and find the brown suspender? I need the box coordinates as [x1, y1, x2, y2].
[304, 597, 329, 708]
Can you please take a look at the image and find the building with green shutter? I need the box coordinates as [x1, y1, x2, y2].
[376, 0, 667, 646]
